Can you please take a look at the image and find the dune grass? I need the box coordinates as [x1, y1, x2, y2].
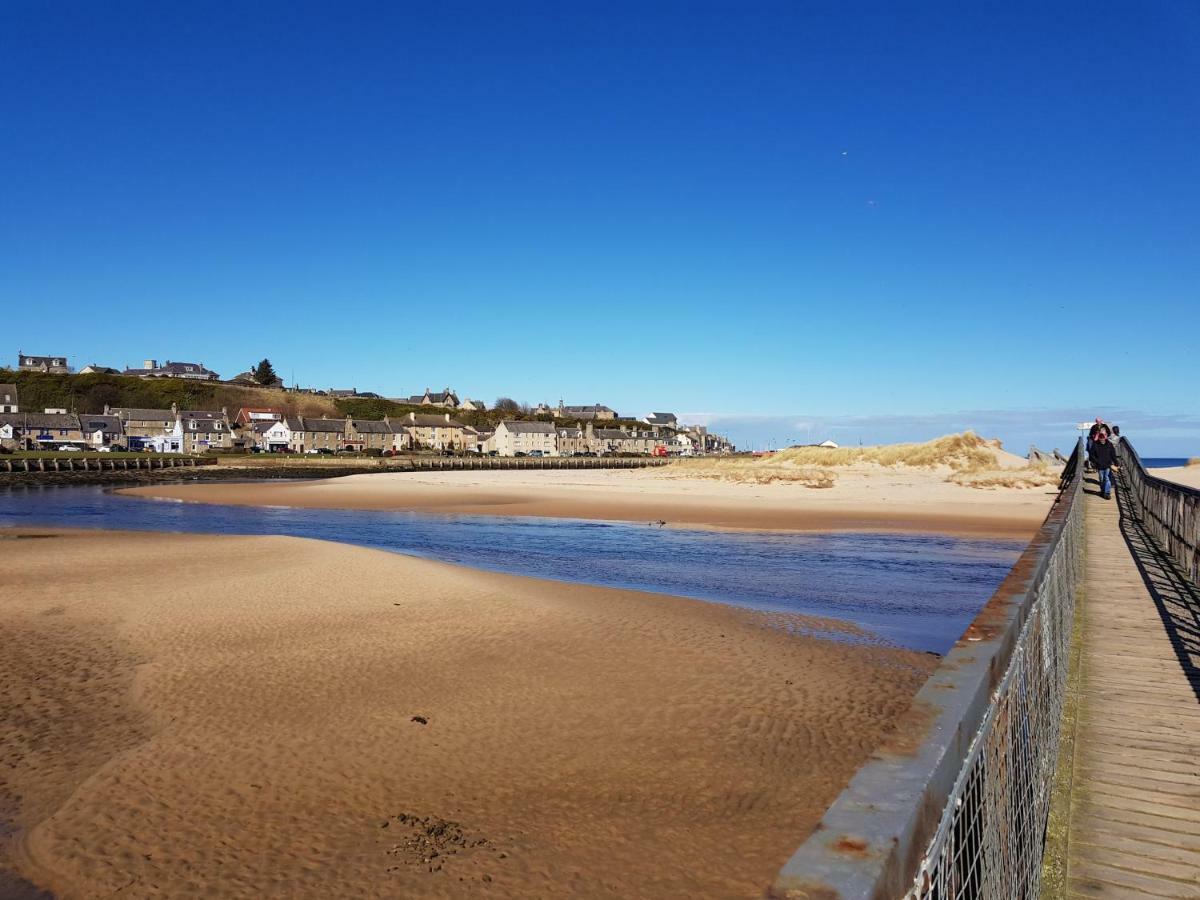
[946, 467, 1062, 490]
[768, 431, 1004, 472]
[669, 432, 1058, 490]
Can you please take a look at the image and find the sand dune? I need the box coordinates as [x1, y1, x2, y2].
[1, 529, 933, 898]
[123, 464, 1056, 539]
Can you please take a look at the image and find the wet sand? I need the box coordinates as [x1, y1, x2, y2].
[0, 528, 934, 898]
[122, 467, 1055, 540]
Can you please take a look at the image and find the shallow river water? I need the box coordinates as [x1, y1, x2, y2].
[0, 484, 1025, 654]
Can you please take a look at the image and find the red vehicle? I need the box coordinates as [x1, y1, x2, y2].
[652, 445, 669, 457]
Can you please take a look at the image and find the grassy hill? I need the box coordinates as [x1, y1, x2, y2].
[1, 370, 340, 418]
[1, 371, 646, 431]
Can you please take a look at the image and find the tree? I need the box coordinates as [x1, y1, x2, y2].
[494, 397, 519, 414]
[253, 359, 278, 386]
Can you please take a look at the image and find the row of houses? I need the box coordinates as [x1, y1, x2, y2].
[0, 401, 733, 456]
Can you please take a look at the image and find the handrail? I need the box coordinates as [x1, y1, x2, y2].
[1116, 439, 1200, 585]
[769, 438, 1086, 899]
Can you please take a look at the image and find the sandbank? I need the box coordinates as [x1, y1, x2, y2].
[122, 466, 1055, 540]
[1, 528, 933, 898]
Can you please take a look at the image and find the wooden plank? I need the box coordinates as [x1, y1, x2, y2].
[1077, 760, 1200, 792]
[1070, 816, 1200, 855]
[1067, 858, 1200, 898]
[1069, 845, 1200, 894]
[1071, 828, 1200, 868]
[1062, 490, 1200, 895]
[1071, 800, 1200, 838]
[1079, 745, 1200, 775]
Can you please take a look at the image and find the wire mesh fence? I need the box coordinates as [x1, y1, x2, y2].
[907, 484, 1081, 899]
[771, 439, 1086, 900]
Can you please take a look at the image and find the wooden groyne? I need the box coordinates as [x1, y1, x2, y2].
[0, 454, 671, 487]
[1, 456, 216, 473]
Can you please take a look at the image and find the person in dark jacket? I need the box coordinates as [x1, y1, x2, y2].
[1088, 428, 1119, 499]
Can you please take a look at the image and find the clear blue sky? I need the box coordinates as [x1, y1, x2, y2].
[3, 2, 1197, 452]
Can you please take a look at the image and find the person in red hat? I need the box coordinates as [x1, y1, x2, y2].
[1088, 428, 1119, 500]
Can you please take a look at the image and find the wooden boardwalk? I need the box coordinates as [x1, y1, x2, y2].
[1064, 473, 1200, 898]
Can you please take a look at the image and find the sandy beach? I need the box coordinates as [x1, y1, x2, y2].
[1150, 464, 1200, 490]
[0, 528, 934, 898]
[122, 464, 1057, 540]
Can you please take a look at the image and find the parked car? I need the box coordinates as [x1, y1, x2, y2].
[57, 445, 82, 452]
[514, 452, 527, 457]
[529, 450, 544, 458]
[97, 446, 113, 453]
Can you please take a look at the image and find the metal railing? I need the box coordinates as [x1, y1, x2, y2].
[1116, 439, 1200, 586]
[770, 439, 1086, 899]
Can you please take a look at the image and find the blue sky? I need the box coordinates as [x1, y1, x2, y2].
[3, 2, 1198, 452]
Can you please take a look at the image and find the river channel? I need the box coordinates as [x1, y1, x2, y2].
[0, 483, 1025, 654]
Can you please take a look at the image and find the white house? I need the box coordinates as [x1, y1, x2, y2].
[250, 419, 293, 452]
[494, 420, 557, 457]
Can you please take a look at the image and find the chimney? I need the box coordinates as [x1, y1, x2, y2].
[586, 421, 594, 440]
[444, 413, 451, 422]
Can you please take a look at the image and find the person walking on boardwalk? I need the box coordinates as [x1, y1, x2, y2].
[1088, 428, 1119, 500]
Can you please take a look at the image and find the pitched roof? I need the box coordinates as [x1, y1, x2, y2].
[182, 410, 224, 420]
[111, 408, 176, 422]
[183, 418, 226, 433]
[124, 361, 218, 378]
[500, 420, 556, 434]
[284, 415, 304, 430]
[351, 419, 391, 433]
[234, 407, 283, 423]
[23, 413, 80, 429]
[0, 383, 16, 399]
[408, 414, 465, 428]
[79, 414, 123, 434]
[300, 417, 347, 433]
[594, 428, 629, 439]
